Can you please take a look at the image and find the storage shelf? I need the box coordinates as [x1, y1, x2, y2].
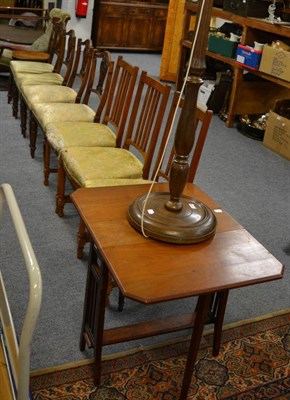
[186, 3, 290, 38]
[177, 2, 290, 127]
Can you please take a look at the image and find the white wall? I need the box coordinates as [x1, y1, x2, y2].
[61, 0, 93, 40]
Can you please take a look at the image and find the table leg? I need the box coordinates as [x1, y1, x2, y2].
[212, 290, 229, 357]
[179, 293, 212, 400]
[79, 243, 108, 385]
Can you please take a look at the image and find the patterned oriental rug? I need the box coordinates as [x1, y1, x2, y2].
[30, 310, 290, 400]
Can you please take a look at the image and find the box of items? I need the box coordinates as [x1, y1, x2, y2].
[208, 34, 238, 58]
[259, 44, 290, 82]
[263, 110, 290, 160]
[223, 0, 283, 18]
[236, 44, 262, 70]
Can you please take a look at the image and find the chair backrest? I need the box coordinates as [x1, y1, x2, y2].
[66, 37, 93, 90]
[59, 29, 76, 86]
[101, 56, 139, 144]
[122, 71, 171, 179]
[47, 7, 70, 26]
[30, 7, 70, 52]
[67, 47, 113, 111]
[152, 92, 213, 183]
[81, 49, 114, 108]
[46, 18, 67, 73]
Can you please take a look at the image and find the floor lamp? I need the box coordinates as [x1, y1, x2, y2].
[128, 0, 217, 244]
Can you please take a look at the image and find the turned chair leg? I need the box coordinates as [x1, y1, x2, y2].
[29, 113, 38, 159]
[7, 74, 13, 104]
[12, 81, 19, 119]
[77, 218, 90, 259]
[43, 139, 51, 186]
[20, 96, 27, 138]
[43, 140, 59, 186]
[55, 161, 72, 217]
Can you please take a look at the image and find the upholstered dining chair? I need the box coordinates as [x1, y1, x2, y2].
[0, 8, 70, 73]
[27, 49, 113, 159]
[9, 19, 68, 118]
[19, 36, 93, 138]
[55, 70, 171, 218]
[44, 55, 139, 186]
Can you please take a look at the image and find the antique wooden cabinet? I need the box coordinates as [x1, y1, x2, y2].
[91, 0, 169, 51]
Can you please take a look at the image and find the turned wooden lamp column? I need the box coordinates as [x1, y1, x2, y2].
[128, 0, 216, 244]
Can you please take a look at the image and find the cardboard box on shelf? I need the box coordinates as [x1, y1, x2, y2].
[208, 34, 238, 58]
[263, 110, 290, 160]
[259, 45, 290, 82]
[236, 45, 262, 70]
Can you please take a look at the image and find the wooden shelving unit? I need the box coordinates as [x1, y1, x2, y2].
[177, 2, 290, 127]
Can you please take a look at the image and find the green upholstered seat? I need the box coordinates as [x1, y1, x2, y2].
[10, 60, 54, 74]
[21, 85, 77, 108]
[46, 121, 116, 152]
[32, 103, 95, 130]
[61, 147, 144, 188]
[15, 72, 63, 88]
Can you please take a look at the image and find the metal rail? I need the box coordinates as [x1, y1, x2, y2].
[0, 183, 42, 400]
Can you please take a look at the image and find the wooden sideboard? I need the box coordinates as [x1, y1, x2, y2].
[174, 2, 290, 127]
[91, 0, 169, 51]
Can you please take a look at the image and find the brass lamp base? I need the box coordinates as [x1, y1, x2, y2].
[128, 192, 217, 244]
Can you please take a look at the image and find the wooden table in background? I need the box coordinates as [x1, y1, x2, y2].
[71, 183, 284, 400]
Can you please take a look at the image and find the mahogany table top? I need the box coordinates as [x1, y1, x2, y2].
[71, 183, 284, 304]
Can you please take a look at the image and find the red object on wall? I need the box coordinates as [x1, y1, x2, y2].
[76, 0, 88, 18]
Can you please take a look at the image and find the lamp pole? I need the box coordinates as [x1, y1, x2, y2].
[128, 0, 217, 244]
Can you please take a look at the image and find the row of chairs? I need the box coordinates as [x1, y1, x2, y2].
[8, 23, 213, 302]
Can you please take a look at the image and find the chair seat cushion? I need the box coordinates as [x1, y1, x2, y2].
[32, 103, 95, 130]
[46, 121, 116, 152]
[22, 85, 77, 108]
[83, 178, 151, 189]
[61, 147, 144, 188]
[11, 60, 53, 74]
[16, 72, 63, 89]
